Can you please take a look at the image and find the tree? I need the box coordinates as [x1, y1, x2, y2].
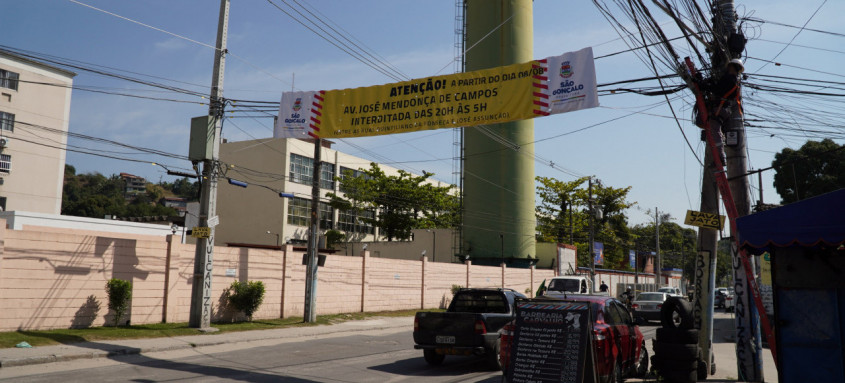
[536, 176, 636, 270]
[631, 218, 697, 282]
[328, 163, 459, 241]
[62, 167, 178, 218]
[772, 139, 845, 204]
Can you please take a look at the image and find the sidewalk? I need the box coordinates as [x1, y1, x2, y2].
[0, 316, 414, 368]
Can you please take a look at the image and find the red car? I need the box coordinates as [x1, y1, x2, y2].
[500, 295, 648, 382]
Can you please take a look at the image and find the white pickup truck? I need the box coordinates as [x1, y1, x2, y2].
[541, 276, 597, 298]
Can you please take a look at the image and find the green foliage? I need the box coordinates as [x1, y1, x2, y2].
[62, 167, 180, 219]
[226, 281, 266, 321]
[105, 278, 132, 326]
[772, 139, 845, 204]
[329, 163, 459, 241]
[450, 284, 463, 295]
[631, 218, 698, 282]
[158, 177, 201, 200]
[535, 176, 636, 270]
[325, 229, 346, 249]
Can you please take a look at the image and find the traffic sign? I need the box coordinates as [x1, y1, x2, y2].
[684, 209, 725, 229]
[191, 226, 211, 239]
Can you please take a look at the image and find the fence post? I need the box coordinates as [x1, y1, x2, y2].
[163, 235, 174, 323]
[501, 262, 506, 288]
[530, 265, 534, 296]
[280, 244, 291, 318]
[465, 259, 471, 288]
[420, 255, 427, 309]
[361, 249, 370, 312]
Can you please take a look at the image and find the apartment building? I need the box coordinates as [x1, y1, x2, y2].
[215, 137, 448, 247]
[0, 51, 75, 213]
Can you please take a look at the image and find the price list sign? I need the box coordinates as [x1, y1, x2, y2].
[506, 301, 592, 383]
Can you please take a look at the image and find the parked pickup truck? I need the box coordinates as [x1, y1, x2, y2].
[413, 288, 526, 369]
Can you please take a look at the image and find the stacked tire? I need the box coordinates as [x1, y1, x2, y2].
[651, 297, 700, 383]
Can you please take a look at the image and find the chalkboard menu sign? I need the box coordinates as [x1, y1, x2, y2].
[505, 300, 594, 383]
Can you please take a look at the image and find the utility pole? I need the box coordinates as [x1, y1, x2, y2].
[588, 177, 595, 291]
[654, 208, 660, 290]
[719, 0, 763, 379]
[189, 0, 229, 330]
[304, 139, 322, 323]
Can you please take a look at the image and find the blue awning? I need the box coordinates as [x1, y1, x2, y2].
[737, 188, 845, 249]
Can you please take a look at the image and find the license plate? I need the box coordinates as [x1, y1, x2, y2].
[436, 335, 455, 344]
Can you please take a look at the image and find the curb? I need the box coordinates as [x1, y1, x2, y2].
[0, 318, 411, 369]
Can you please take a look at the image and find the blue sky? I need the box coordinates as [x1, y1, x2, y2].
[5, 0, 843, 226]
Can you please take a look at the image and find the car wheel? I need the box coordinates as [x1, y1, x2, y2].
[486, 339, 502, 371]
[636, 342, 649, 378]
[660, 297, 694, 329]
[423, 349, 445, 365]
[608, 361, 623, 383]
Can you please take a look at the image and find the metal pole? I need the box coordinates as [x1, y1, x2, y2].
[304, 139, 322, 323]
[588, 177, 595, 291]
[432, 231, 437, 263]
[189, 0, 229, 330]
[500, 234, 504, 264]
[655, 207, 660, 291]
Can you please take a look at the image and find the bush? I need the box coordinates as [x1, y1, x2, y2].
[226, 280, 265, 321]
[105, 278, 132, 326]
[325, 229, 345, 249]
[451, 284, 463, 295]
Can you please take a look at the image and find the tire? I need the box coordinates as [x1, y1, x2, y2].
[660, 368, 697, 383]
[423, 349, 445, 365]
[652, 340, 699, 361]
[607, 361, 622, 383]
[656, 328, 699, 344]
[711, 352, 716, 375]
[635, 342, 649, 378]
[660, 297, 694, 329]
[487, 340, 502, 371]
[652, 357, 697, 372]
[697, 357, 708, 380]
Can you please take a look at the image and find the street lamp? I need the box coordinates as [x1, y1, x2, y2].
[266, 230, 279, 247]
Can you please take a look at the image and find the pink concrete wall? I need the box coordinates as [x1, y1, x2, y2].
[1, 225, 671, 331]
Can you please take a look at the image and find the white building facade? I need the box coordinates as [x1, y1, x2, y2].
[215, 137, 449, 248]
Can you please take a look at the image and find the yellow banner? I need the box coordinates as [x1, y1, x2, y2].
[684, 210, 726, 230]
[315, 61, 543, 138]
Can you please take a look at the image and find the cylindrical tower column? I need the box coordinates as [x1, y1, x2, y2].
[462, 0, 535, 267]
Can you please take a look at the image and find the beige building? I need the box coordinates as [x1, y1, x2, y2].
[0, 51, 75, 214]
[216, 137, 450, 250]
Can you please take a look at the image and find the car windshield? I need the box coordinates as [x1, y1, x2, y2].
[547, 278, 581, 292]
[636, 293, 665, 301]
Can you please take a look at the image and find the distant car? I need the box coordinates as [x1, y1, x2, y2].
[631, 292, 670, 324]
[500, 295, 648, 382]
[724, 289, 735, 312]
[657, 287, 683, 297]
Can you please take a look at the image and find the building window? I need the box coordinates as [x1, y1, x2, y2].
[289, 153, 335, 190]
[287, 197, 333, 229]
[0, 197, 6, 211]
[321, 163, 335, 190]
[289, 153, 313, 185]
[0, 111, 13, 132]
[0, 69, 19, 91]
[338, 208, 374, 234]
[339, 166, 369, 193]
[0, 154, 10, 173]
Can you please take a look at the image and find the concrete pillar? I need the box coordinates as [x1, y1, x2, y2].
[280, 244, 292, 318]
[465, 259, 472, 288]
[361, 249, 370, 312]
[463, 0, 536, 267]
[501, 262, 507, 287]
[421, 255, 428, 309]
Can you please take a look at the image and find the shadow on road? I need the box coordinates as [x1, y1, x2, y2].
[15, 331, 314, 382]
[369, 354, 503, 379]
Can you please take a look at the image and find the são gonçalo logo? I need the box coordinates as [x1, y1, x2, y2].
[292, 97, 302, 111]
[560, 61, 573, 78]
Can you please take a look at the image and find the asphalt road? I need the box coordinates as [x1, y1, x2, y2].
[0, 321, 660, 383]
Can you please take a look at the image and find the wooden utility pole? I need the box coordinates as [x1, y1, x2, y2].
[189, 0, 229, 330]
